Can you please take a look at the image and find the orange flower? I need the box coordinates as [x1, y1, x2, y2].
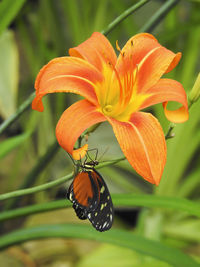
[32, 32, 189, 185]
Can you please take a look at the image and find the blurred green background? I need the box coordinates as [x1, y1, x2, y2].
[0, 0, 200, 266]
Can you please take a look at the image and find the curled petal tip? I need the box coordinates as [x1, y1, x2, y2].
[163, 102, 189, 123]
[72, 144, 89, 160]
[165, 52, 182, 74]
[32, 96, 44, 112]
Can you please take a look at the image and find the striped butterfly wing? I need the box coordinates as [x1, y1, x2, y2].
[67, 170, 113, 232]
[87, 169, 114, 232]
[72, 203, 87, 220]
[67, 171, 100, 216]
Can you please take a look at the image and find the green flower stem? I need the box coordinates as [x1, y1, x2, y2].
[0, 157, 125, 202]
[97, 156, 126, 168]
[84, 122, 101, 135]
[165, 123, 176, 140]
[0, 172, 73, 201]
[139, 0, 180, 33]
[0, 92, 35, 135]
[101, 0, 150, 36]
[1, 194, 200, 222]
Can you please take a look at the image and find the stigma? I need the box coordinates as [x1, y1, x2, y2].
[102, 105, 113, 115]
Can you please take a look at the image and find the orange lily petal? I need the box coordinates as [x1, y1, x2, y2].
[163, 102, 189, 123]
[141, 79, 189, 123]
[116, 33, 160, 75]
[165, 52, 182, 73]
[69, 32, 117, 71]
[56, 99, 106, 155]
[108, 112, 166, 185]
[115, 32, 181, 93]
[32, 57, 103, 112]
[136, 47, 181, 93]
[72, 144, 88, 160]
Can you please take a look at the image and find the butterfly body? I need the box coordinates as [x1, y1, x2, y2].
[67, 168, 113, 232]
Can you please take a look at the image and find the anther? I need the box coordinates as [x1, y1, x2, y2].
[116, 40, 121, 52]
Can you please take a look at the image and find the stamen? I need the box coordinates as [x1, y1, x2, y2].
[126, 64, 139, 104]
[102, 39, 138, 118]
[107, 61, 124, 108]
[116, 40, 122, 54]
[115, 41, 130, 109]
[123, 59, 139, 108]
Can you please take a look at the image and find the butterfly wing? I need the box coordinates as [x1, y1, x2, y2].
[67, 171, 99, 212]
[67, 170, 114, 232]
[87, 169, 114, 232]
[72, 203, 87, 220]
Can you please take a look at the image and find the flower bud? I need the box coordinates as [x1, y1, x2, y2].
[189, 73, 200, 104]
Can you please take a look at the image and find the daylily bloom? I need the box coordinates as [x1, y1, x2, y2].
[32, 32, 189, 185]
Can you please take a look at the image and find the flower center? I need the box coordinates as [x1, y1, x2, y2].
[102, 104, 113, 115]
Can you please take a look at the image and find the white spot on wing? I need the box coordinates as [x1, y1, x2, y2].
[100, 204, 104, 210]
[100, 186, 105, 193]
[103, 222, 107, 228]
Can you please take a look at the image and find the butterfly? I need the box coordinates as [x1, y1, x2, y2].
[67, 158, 114, 232]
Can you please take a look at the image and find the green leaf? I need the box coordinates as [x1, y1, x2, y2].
[114, 194, 200, 218]
[0, 30, 18, 118]
[164, 219, 200, 243]
[0, 0, 26, 36]
[0, 132, 30, 159]
[177, 168, 200, 198]
[1, 194, 200, 222]
[77, 244, 171, 267]
[0, 224, 198, 267]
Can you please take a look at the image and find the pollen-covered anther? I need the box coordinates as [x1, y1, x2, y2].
[116, 40, 121, 52]
[116, 40, 125, 57]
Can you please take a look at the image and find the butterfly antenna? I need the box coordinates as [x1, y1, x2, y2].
[98, 146, 109, 162]
[87, 148, 99, 162]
